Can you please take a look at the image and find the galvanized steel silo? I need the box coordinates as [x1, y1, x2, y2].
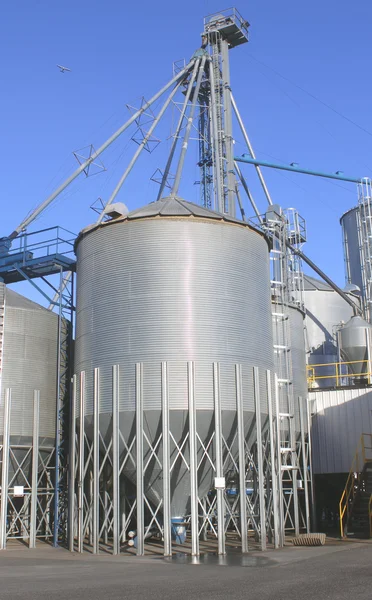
[304, 275, 355, 387]
[340, 207, 363, 294]
[0, 283, 58, 483]
[74, 196, 275, 526]
[272, 302, 307, 433]
[289, 304, 308, 433]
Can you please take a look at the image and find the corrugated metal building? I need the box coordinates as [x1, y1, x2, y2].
[309, 388, 372, 474]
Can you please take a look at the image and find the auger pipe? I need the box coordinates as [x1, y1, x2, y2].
[234, 161, 263, 224]
[231, 94, 273, 205]
[171, 55, 207, 196]
[156, 58, 202, 201]
[235, 155, 364, 185]
[8, 59, 196, 240]
[288, 243, 362, 316]
[97, 75, 186, 224]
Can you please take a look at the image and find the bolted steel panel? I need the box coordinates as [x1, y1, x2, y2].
[340, 207, 363, 293]
[0, 284, 58, 445]
[304, 277, 354, 387]
[74, 199, 275, 518]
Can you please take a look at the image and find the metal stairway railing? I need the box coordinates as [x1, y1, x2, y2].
[339, 433, 372, 538]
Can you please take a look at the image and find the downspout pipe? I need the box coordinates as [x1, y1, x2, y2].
[288, 242, 362, 316]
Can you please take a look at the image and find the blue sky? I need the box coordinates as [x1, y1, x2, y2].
[2, 0, 372, 300]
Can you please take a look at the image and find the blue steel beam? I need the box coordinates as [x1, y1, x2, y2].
[234, 154, 365, 184]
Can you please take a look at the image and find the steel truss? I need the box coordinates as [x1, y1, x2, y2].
[0, 390, 55, 549]
[69, 362, 284, 556]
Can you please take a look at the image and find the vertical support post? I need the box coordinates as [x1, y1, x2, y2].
[30, 390, 40, 549]
[78, 372, 85, 553]
[103, 479, 108, 546]
[0, 389, 11, 550]
[306, 398, 317, 530]
[121, 477, 126, 543]
[274, 374, 284, 547]
[68, 375, 77, 552]
[53, 267, 63, 548]
[136, 363, 144, 556]
[290, 396, 300, 537]
[213, 362, 225, 555]
[253, 367, 267, 551]
[93, 368, 100, 554]
[266, 371, 280, 549]
[188, 361, 199, 556]
[236, 364, 248, 553]
[161, 362, 171, 556]
[299, 396, 310, 533]
[112, 365, 120, 555]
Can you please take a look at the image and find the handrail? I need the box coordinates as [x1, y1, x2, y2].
[307, 359, 372, 388]
[339, 433, 372, 537]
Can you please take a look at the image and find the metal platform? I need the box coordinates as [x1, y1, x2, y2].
[203, 8, 249, 48]
[0, 226, 76, 284]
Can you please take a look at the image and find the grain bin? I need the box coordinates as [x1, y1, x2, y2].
[304, 275, 355, 387]
[0, 283, 58, 457]
[74, 196, 275, 533]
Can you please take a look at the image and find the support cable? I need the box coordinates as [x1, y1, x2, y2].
[248, 53, 372, 141]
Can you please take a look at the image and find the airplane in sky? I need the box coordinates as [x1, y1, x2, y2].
[57, 65, 71, 73]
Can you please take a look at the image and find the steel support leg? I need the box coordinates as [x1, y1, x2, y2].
[236, 364, 248, 553]
[274, 375, 285, 547]
[0, 389, 11, 550]
[30, 391, 40, 549]
[266, 371, 280, 549]
[213, 363, 225, 555]
[254, 368, 267, 551]
[188, 362, 199, 557]
[299, 397, 310, 533]
[78, 372, 85, 553]
[93, 368, 100, 553]
[306, 400, 317, 530]
[68, 375, 77, 552]
[136, 363, 144, 556]
[161, 362, 171, 556]
[290, 396, 300, 537]
[112, 365, 120, 555]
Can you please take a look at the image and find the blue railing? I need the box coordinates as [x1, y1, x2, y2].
[0, 226, 76, 266]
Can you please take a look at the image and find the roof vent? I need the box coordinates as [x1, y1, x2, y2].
[103, 202, 129, 220]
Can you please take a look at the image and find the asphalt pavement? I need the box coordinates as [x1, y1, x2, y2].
[0, 540, 371, 599]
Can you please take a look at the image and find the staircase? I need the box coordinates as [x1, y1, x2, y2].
[339, 434, 372, 539]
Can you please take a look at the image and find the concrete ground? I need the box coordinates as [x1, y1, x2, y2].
[0, 539, 372, 599]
